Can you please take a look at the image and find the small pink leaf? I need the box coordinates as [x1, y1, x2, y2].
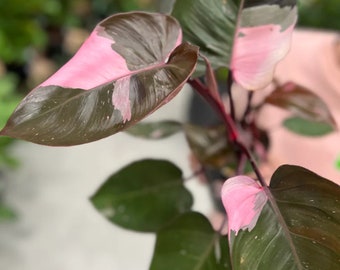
[221, 175, 267, 235]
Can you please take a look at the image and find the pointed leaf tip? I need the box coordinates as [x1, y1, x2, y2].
[221, 176, 267, 235]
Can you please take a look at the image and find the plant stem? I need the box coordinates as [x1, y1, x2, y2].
[226, 71, 236, 121]
[234, 141, 267, 187]
[241, 91, 254, 125]
[188, 77, 267, 187]
[188, 79, 238, 142]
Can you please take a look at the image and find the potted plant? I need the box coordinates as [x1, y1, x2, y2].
[1, 1, 339, 268]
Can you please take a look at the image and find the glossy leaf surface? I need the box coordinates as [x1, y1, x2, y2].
[270, 165, 340, 269]
[1, 12, 199, 146]
[90, 159, 193, 232]
[150, 212, 231, 270]
[125, 120, 182, 140]
[172, 0, 297, 89]
[222, 165, 340, 269]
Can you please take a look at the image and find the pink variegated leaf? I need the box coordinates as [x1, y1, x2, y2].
[172, 0, 297, 89]
[0, 12, 198, 146]
[221, 165, 340, 269]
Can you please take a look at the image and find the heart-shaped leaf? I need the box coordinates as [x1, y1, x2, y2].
[221, 165, 340, 269]
[90, 159, 193, 232]
[0, 12, 199, 146]
[172, 0, 297, 90]
[150, 212, 231, 270]
[125, 120, 182, 140]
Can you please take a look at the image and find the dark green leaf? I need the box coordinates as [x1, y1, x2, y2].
[228, 165, 340, 269]
[90, 159, 193, 232]
[150, 212, 231, 270]
[125, 120, 182, 140]
[283, 117, 334, 137]
[172, 0, 236, 75]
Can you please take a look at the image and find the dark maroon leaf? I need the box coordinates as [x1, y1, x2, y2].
[265, 82, 336, 128]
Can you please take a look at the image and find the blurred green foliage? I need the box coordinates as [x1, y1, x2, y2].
[0, 0, 80, 63]
[298, 0, 340, 30]
[0, 201, 16, 221]
[0, 74, 21, 168]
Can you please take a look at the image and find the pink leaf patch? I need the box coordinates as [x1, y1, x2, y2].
[40, 29, 129, 90]
[112, 76, 131, 122]
[231, 23, 296, 90]
[221, 175, 267, 235]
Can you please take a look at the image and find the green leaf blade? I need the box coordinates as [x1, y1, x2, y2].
[150, 212, 231, 270]
[90, 159, 193, 232]
[283, 117, 334, 137]
[172, 0, 236, 75]
[229, 204, 298, 270]
[270, 165, 340, 269]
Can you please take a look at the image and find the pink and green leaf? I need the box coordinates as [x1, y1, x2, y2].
[0, 12, 198, 146]
[172, 0, 297, 90]
[221, 165, 340, 269]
